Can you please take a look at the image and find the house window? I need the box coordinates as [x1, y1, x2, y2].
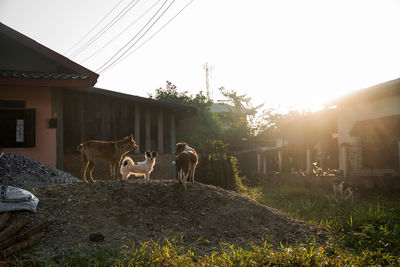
[361, 138, 399, 169]
[0, 101, 35, 148]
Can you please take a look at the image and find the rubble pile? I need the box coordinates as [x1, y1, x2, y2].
[0, 153, 78, 189]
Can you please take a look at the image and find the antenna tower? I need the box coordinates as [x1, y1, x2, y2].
[203, 63, 213, 100]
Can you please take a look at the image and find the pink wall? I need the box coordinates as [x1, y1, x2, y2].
[1, 86, 57, 167]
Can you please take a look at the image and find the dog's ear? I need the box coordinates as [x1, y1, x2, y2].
[175, 142, 187, 152]
[145, 151, 151, 158]
[175, 142, 185, 148]
[152, 151, 158, 157]
[177, 142, 187, 147]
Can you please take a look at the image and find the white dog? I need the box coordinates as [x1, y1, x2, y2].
[120, 151, 158, 180]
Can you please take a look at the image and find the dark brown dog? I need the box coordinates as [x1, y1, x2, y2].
[77, 134, 137, 182]
[175, 142, 198, 189]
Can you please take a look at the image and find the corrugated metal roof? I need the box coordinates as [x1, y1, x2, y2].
[0, 70, 89, 80]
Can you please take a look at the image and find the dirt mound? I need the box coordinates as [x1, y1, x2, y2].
[13, 179, 330, 260]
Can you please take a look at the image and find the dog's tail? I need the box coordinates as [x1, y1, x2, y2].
[120, 157, 134, 179]
[122, 157, 129, 167]
[121, 156, 133, 167]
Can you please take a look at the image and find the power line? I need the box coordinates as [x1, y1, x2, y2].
[64, 0, 124, 55]
[96, 0, 172, 73]
[70, 0, 140, 58]
[107, 0, 195, 72]
[99, 0, 194, 73]
[81, 0, 162, 64]
[70, 0, 141, 59]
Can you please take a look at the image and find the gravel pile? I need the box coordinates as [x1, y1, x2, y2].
[0, 153, 78, 190]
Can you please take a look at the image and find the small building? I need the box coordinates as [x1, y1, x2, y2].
[279, 108, 339, 175]
[0, 22, 196, 179]
[0, 22, 98, 168]
[62, 87, 196, 179]
[226, 108, 338, 177]
[232, 139, 286, 176]
[327, 78, 400, 183]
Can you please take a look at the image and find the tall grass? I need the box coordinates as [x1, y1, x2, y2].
[256, 177, 400, 256]
[30, 239, 400, 266]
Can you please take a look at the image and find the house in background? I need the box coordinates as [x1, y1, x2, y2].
[279, 108, 339, 175]
[0, 22, 196, 179]
[62, 87, 196, 179]
[0, 22, 98, 168]
[225, 107, 338, 177]
[233, 139, 286, 177]
[326, 78, 400, 187]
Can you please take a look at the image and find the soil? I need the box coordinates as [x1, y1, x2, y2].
[1, 153, 331, 262]
[11, 179, 330, 262]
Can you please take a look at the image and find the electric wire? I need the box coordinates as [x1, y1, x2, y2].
[96, 0, 172, 73]
[81, 0, 162, 64]
[70, 0, 140, 58]
[70, 0, 140, 59]
[102, 0, 194, 73]
[65, 0, 124, 55]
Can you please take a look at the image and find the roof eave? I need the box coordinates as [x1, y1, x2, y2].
[0, 77, 97, 87]
[326, 77, 400, 107]
[0, 22, 99, 82]
[69, 87, 198, 117]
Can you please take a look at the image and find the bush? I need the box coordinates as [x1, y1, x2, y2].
[196, 141, 241, 191]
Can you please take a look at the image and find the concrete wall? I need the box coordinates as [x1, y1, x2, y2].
[337, 95, 400, 145]
[1, 86, 57, 167]
[337, 95, 400, 171]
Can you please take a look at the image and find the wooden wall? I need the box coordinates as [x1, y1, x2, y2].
[63, 89, 174, 154]
[62, 89, 176, 179]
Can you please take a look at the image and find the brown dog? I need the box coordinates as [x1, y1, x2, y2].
[77, 134, 137, 182]
[175, 142, 198, 189]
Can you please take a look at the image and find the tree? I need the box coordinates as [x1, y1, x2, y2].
[255, 108, 309, 140]
[217, 87, 263, 143]
[150, 81, 223, 148]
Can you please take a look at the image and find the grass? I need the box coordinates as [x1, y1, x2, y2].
[255, 177, 400, 256]
[8, 176, 400, 266]
[14, 239, 399, 266]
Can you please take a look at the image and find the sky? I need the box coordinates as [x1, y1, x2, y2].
[1, 0, 400, 112]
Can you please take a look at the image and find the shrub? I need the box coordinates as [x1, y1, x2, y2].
[196, 141, 240, 191]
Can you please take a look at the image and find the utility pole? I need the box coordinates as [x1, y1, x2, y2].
[203, 63, 213, 100]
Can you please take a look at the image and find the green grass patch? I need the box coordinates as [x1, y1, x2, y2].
[20, 239, 400, 266]
[257, 178, 400, 256]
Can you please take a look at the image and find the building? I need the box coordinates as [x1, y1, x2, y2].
[0, 22, 196, 179]
[327, 78, 400, 187]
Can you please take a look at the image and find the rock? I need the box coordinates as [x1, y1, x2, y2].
[89, 233, 105, 242]
[0, 153, 78, 189]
